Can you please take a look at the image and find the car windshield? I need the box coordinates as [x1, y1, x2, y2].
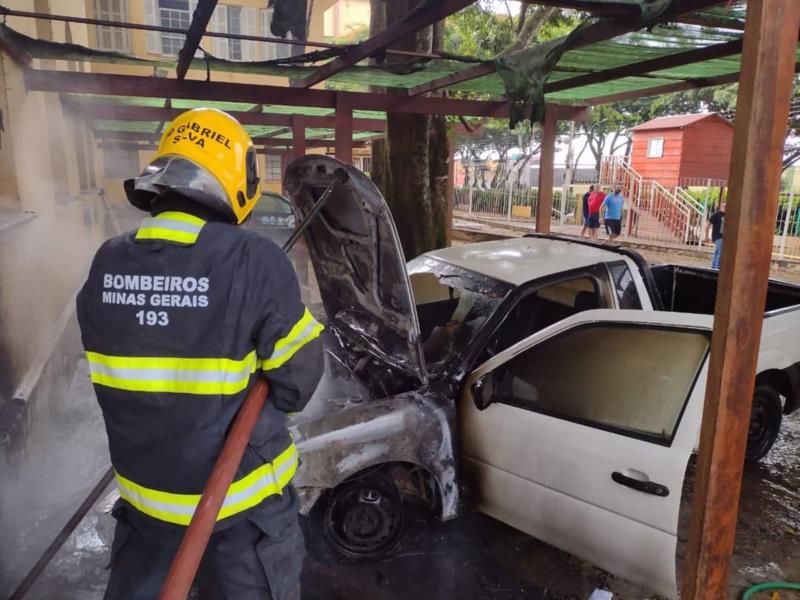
[255, 193, 293, 215]
[407, 256, 513, 369]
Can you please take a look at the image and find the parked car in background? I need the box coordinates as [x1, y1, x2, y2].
[280, 155, 800, 600]
[246, 190, 296, 248]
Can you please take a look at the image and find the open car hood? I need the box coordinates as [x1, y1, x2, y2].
[285, 155, 427, 386]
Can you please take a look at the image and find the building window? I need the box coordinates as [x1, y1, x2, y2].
[94, 0, 130, 51]
[227, 6, 242, 60]
[260, 8, 291, 60]
[265, 155, 283, 181]
[647, 137, 664, 158]
[159, 0, 190, 56]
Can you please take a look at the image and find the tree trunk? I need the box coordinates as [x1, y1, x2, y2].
[370, 0, 450, 259]
[369, 0, 390, 198]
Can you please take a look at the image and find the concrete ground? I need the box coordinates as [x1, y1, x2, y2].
[18, 359, 800, 600]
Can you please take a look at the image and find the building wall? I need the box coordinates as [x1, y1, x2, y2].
[679, 120, 734, 182]
[630, 129, 684, 186]
[324, 0, 371, 39]
[0, 8, 119, 590]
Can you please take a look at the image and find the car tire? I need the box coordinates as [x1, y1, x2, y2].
[323, 472, 403, 559]
[745, 384, 783, 462]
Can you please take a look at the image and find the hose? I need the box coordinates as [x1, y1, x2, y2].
[743, 582, 800, 599]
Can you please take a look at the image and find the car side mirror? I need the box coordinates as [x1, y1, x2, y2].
[471, 373, 493, 410]
[472, 365, 513, 410]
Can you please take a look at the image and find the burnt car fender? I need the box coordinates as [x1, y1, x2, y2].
[290, 391, 459, 521]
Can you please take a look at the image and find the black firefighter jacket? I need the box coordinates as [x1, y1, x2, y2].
[76, 208, 324, 529]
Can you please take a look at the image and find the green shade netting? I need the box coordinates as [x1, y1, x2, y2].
[4, 0, 795, 128]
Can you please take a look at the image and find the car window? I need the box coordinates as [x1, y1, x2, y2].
[407, 257, 512, 369]
[494, 324, 708, 444]
[487, 274, 605, 356]
[608, 262, 642, 309]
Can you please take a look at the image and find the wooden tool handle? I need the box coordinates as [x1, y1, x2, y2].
[158, 378, 269, 600]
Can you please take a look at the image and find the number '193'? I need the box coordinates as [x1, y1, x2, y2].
[135, 310, 169, 326]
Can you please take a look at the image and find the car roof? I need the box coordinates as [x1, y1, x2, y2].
[423, 237, 622, 286]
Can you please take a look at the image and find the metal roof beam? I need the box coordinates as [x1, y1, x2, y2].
[176, 0, 217, 80]
[299, 0, 476, 89]
[0, 6, 470, 61]
[405, 0, 730, 97]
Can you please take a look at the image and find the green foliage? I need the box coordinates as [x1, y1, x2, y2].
[443, 5, 580, 60]
[326, 23, 369, 45]
[443, 5, 514, 60]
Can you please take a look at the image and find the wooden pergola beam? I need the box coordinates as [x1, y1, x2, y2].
[546, 38, 743, 93]
[405, 0, 730, 96]
[61, 97, 387, 131]
[583, 60, 800, 105]
[535, 106, 557, 233]
[682, 0, 800, 597]
[31, 69, 509, 117]
[291, 116, 305, 160]
[299, 0, 475, 88]
[96, 131, 369, 150]
[176, 0, 217, 80]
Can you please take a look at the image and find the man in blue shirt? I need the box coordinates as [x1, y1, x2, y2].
[601, 187, 625, 242]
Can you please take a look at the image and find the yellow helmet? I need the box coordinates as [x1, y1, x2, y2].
[124, 108, 261, 224]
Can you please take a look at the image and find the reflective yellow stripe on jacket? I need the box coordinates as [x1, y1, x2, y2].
[262, 307, 324, 371]
[86, 310, 322, 394]
[86, 350, 260, 395]
[115, 443, 299, 526]
[135, 211, 206, 245]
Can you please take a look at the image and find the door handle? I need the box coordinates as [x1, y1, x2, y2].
[611, 471, 670, 497]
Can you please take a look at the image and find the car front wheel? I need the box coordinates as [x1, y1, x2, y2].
[323, 472, 403, 559]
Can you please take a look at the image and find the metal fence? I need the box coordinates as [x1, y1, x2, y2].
[454, 178, 800, 262]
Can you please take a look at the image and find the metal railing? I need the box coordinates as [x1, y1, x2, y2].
[454, 159, 800, 263]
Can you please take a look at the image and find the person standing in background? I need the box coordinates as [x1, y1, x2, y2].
[586, 185, 605, 240]
[580, 185, 594, 238]
[601, 187, 625, 242]
[706, 201, 727, 269]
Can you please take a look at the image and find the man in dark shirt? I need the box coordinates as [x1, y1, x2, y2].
[580, 185, 594, 238]
[705, 201, 726, 269]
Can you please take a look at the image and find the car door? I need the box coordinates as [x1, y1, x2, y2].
[459, 309, 712, 599]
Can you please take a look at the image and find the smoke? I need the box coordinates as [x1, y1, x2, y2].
[0, 57, 116, 595]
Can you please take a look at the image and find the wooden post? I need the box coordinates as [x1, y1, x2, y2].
[536, 106, 556, 233]
[292, 116, 305, 161]
[447, 137, 455, 246]
[335, 95, 353, 164]
[681, 1, 800, 598]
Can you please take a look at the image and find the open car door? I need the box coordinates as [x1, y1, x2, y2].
[460, 309, 713, 599]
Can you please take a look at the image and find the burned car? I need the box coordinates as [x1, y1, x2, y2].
[279, 156, 800, 599]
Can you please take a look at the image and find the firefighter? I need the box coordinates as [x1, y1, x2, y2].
[77, 108, 324, 599]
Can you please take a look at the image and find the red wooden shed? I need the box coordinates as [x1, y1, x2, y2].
[629, 113, 734, 186]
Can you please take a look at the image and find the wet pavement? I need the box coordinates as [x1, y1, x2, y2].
[23, 392, 800, 600]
